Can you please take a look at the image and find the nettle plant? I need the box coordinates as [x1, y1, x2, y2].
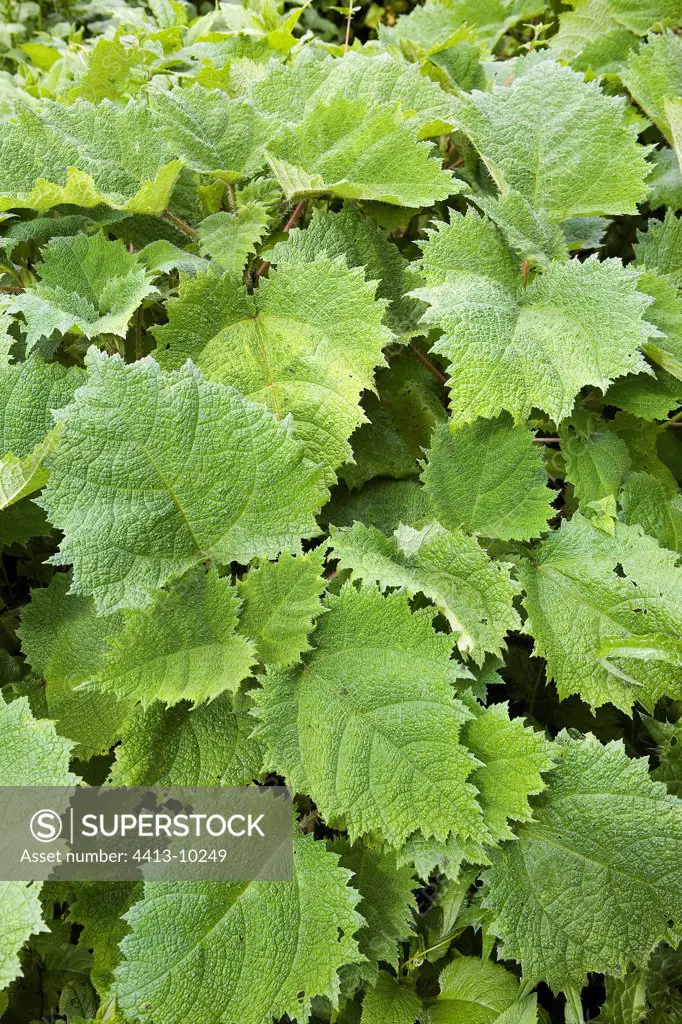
[0, 0, 681, 1021]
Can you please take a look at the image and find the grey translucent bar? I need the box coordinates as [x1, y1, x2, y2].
[0, 786, 293, 881]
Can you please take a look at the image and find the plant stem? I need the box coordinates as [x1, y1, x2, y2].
[409, 343, 447, 383]
[343, 5, 353, 54]
[533, 436, 560, 443]
[256, 201, 306, 279]
[161, 210, 198, 240]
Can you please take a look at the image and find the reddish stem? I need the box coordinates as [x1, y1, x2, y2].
[256, 201, 306, 279]
[409, 343, 447, 383]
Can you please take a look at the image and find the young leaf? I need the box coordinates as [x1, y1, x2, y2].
[10, 233, 157, 353]
[266, 97, 459, 207]
[361, 972, 422, 1024]
[40, 350, 327, 612]
[96, 567, 256, 708]
[428, 956, 537, 1024]
[463, 702, 555, 844]
[237, 548, 327, 666]
[330, 522, 522, 663]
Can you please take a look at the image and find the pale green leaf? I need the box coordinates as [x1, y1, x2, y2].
[560, 417, 632, 505]
[0, 100, 182, 214]
[155, 255, 393, 477]
[462, 702, 555, 843]
[197, 203, 270, 275]
[379, 0, 545, 51]
[455, 61, 650, 219]
[153, 87, 269, 183]
[9, 233, 157, 352]
[414, 212, 654, 425]
[330, 521, 522, 664]
[269, 206, 424, 337]
[40, 349, 327, 612]
[266, 97, 458, 208]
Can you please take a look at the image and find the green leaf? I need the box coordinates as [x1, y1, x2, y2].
[40, 350, 327, 612]
[9, 233, 157, 352]
[561, 417, 632, 506]
[0, 100, 182, 214]
[622, 32, 682, 145]
[266, 97, 459, 207]
[237, 548, 327, 666]
[97, 567, 256, 708]
[0, 693, 80, 991]
[462, 702, 555, 844]
[323, 478, 434, 536]
[197, 204, 270, 275]
[153, 87, 270, 183]
[254, 585, 485, 846]
[361, 972, 422, 1024]
[339, 354, 446, 489]
[379, 0, 545, 50]
[644, 715, 682, 798]
[269, 206, 425, 337]
[428, 956, 537, 1024]
[67, 882, 143, 998]
[484, 732, 682, 990]
[108, 693, 263, 786]
[455, 61, 650, 219]
[414, 212, 654, 426]
[634, 210, 682, 288]
[155, 255, 393, 477]
[620, 470, 682, 552]
[330, 521, 522, 664]
[18, 571, 131, 758]
[330, 839, 417, 986]
[519, 513, 682, 712]
[422, 416, 554, 541]
[114, 835, 365, 1024]
[598, 971, 647, 1024]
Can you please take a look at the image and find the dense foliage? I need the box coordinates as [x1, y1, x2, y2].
[0, 0, 681, 1021]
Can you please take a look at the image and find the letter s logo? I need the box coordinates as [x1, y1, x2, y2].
[30, 809, 62, 843]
